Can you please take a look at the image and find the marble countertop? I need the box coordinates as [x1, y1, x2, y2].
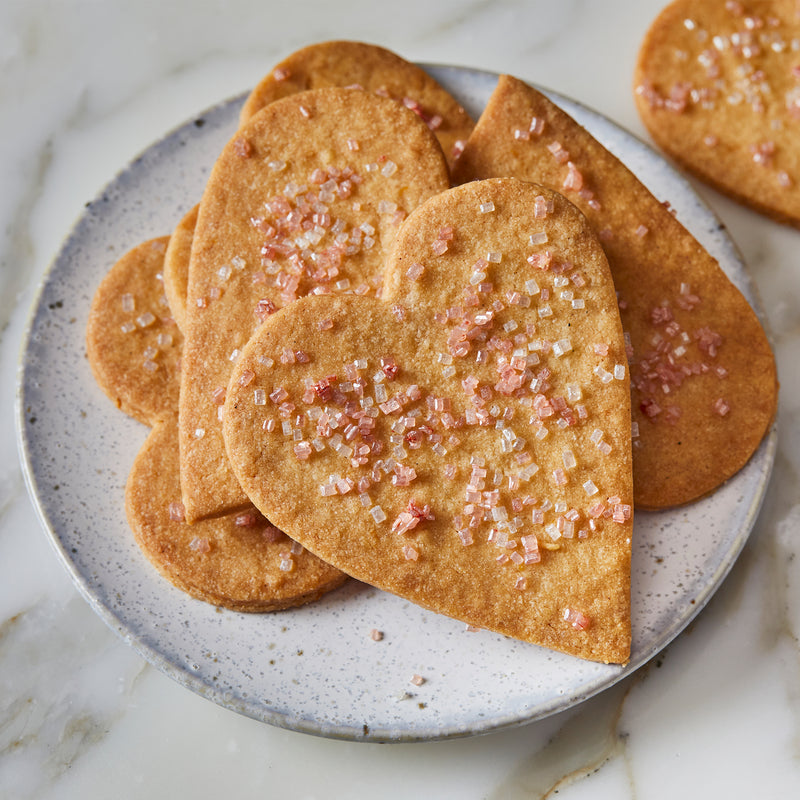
[2, 0, 798, 797]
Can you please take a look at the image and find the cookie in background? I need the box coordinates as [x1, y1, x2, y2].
[634, 0, 800, 227]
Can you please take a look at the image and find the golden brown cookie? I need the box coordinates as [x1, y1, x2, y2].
[162, 204, 198, 333]
[86, 237, 181, 426]
[452, 75, 778, 509]
[634, 0, 800, 227]
[165, 42, 469, 327]
[240, 40, 474, 169]
[87, 237, 347, 610]
[180, 87, 451, 522]
[126, 419, 346, 611]
[224, 179, 633, 664]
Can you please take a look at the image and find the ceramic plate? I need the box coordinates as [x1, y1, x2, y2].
[16, 65, 776, 742]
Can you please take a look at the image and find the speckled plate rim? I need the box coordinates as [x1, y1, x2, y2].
[15, 63, 777, 742]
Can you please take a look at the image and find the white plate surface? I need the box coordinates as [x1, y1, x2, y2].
[16, 65, 776, 742]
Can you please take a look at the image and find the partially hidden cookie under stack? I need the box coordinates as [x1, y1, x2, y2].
[239, 40, 475, 170]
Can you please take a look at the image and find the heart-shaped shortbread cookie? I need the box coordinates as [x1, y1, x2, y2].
[453, 75, 777, 508]
[180, 87, 450, 522]
[224, 179, 633, 663]
[634, 0, 800, 226]
[86, 237, 346, 610]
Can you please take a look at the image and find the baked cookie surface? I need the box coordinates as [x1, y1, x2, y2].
[86, 236, 181, 426]
[180, 87, 450, 522]
[162, 203, 198, 333]
[453, 75, 778, 509]
[634, 0, 800, 227]
[87, 236, 347, 611]
[126, 420, 347, 611]
[240, 40, 474, 169]
[224, 179, 633, 663]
